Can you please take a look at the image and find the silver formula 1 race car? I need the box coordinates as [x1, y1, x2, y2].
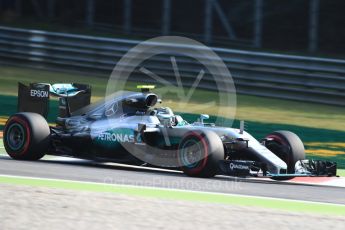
[3, 83, 337, 179]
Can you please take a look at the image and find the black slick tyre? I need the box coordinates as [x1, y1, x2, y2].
[265, 130, 305, 174]
[3, 112, 50, 160]
[178, 130, 224, 178]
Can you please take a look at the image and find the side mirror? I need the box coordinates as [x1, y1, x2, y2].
[200, 114, 209, 124]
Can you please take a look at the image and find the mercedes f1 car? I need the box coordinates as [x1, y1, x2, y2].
[3, 83, 337, 179]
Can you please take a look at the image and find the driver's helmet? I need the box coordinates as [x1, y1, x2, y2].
[156, 107, 174, 125]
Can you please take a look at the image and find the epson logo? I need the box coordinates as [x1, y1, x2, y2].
[30, 89, 49, 98]
[229, 163, 249, 171]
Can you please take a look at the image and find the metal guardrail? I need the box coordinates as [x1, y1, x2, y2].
[0, 26, 345, 106]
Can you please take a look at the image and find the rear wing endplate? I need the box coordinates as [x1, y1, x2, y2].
[18, 82, 91, 118]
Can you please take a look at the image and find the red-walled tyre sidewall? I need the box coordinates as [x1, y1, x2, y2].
[178, 130, 224, 178]
[3, 112, 50, 160]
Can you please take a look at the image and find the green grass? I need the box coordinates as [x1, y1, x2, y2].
[1, 66, 345, 131]
[337, 170, 345, 177]
[0, 175, 345, 215]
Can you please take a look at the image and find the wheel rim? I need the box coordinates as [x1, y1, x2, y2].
[6, 123, 26, 151]
[180, 138, 204, 168]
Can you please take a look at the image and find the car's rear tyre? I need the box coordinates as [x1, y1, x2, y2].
[265, 130, 305, 173]
[178, 130, 224, 178]
[3, 112, 50, 160]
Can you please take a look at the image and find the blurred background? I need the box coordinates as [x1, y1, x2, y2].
[0, 0, 344, 55]
[0, 0, 344, 167]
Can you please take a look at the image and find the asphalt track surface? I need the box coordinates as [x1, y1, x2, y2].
[0, 154, 344, 205]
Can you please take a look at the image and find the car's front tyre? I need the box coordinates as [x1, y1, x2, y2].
[264, 130, 305, 173]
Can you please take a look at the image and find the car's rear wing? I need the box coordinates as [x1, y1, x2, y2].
[17, 82, 91, 118]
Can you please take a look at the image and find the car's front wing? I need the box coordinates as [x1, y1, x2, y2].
[219, 159, 337, 178]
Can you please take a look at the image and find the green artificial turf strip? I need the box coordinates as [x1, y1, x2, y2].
[0, 175, 345, 216]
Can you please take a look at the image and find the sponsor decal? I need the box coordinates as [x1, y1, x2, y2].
[30, 89, 49, 98]
[229, 162, 250, 171]
[97, 130, 135, 143]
